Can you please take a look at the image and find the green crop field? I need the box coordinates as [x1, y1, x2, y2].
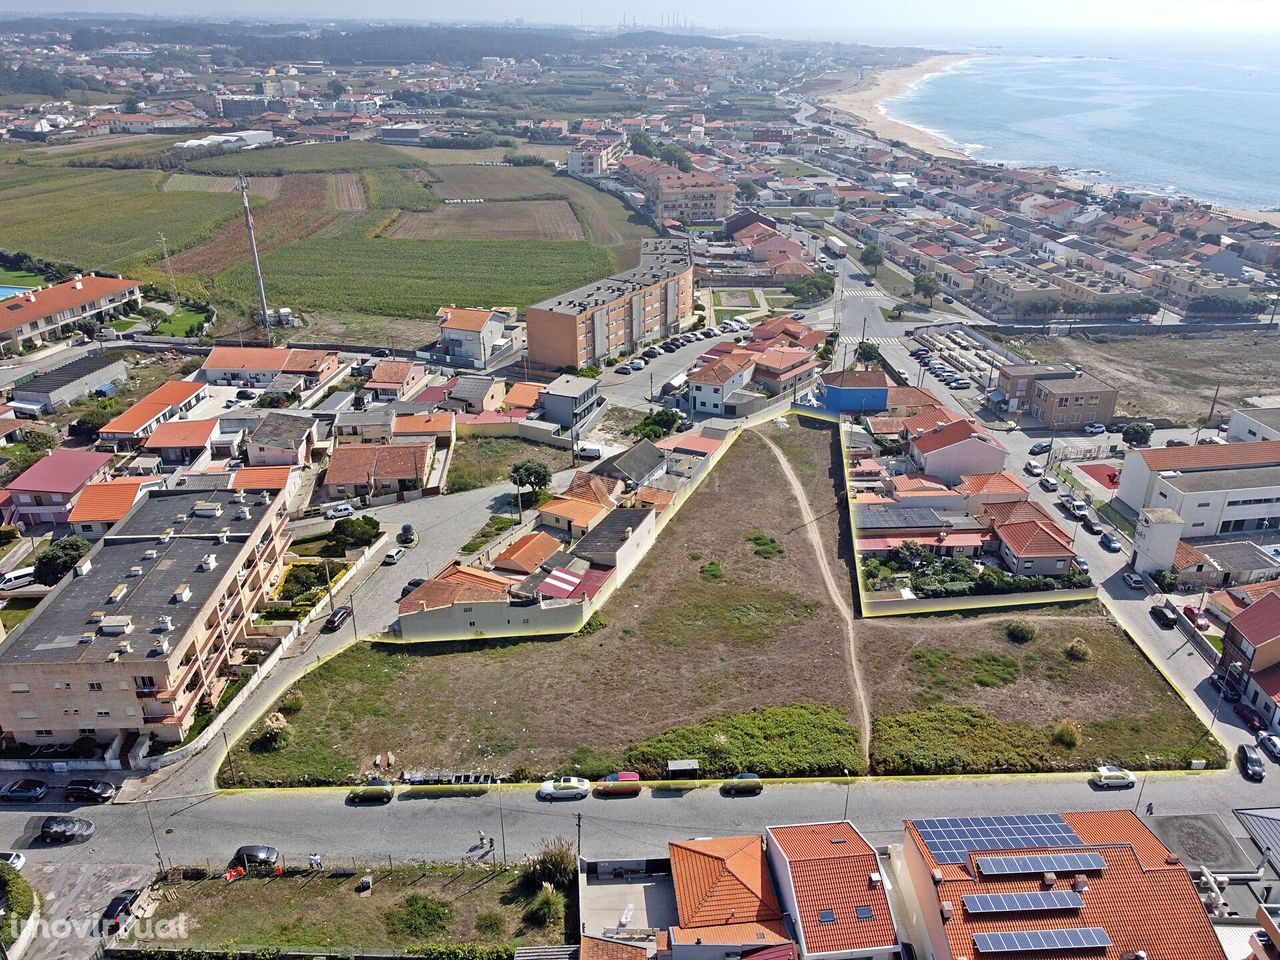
[361, 166, 438, 211]
[212, 215, 614, 316]
[187, 141, 428, 175]
[0, 165, 241, 269]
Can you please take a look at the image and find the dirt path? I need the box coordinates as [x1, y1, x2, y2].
[755, 429, 872, 762]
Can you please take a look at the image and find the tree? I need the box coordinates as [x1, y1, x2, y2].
[23, 430, 55, 454]
[70, 406, 116, 438]
[736, 178, 759, 202]
[327, 78, 347, 98]
[855, 342, 882, 364]
[913, 272, 942, 305]
[783, 272, 835, 302]
[658, 144, 693, 172]
[1122, 422, 1154, 447]
[34, 536, 91, 586]
[629, 131, 657, 157]
[510, 458, 552, 515]
[121, 94, 141, 114]
[859, 243, 884, 276]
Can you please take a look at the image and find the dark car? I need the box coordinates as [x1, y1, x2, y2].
[235, 389, 256, 400]
[1105, 422, 1126, 434]
[231, 845, 280, 875]
[1149, 604, 1178, 629]
[400, 578, 427, 600]
[1028, 441, 1053, 455]
[1210, 672, 1243, 702]
[721, 773, 764, 796]
[1235, 702, 1267, 733]
[643, 348, 661, 360]
[372, 348, 391, 358]
[398, 523, 417, 545]
[1100, 532, 1123, 552]
[98, 889, 141, 935]
[64, 779, 117, 804]
[864, 279, 875, 287]
[1081, 516, 1103, 535]
[0, 779, 48, 802]
[348, 779, 395, 804]
[942, 295, 955, 304]
[323, 605, 353, 632]
[661, 342, 679, 353]
[40, 816, 94, 843]
[1165, 438, 1190, 447]
[1238, 743, 1267, 782]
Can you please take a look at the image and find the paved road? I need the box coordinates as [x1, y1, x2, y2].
[595, 327, 748, 415]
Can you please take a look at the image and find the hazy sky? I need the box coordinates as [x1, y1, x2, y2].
[3, 0, 1278, 45]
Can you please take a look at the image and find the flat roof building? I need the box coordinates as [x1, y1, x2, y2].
[9, 352, 128, 414]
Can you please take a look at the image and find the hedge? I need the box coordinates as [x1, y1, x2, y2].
[0, 860, 36, 948]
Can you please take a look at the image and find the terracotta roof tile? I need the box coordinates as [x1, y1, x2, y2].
[439, 563, 513, 591]
[688, 353, 755, 386]
[67, 478, 149, 523]
[634, 484, 675, 511]
[145, 381, 205, 406]
[562, 471, 621, 508]
[541, 496, 609, 526]
[393, 413, 454, 435]
[579, 936, 647, 960]
[669, 836, 781, 929]
[324, 443, 432, 486]
[886, 386, 940, 409]
[437, 306, 497, 332]
[1226, 590, 1280, 650]
[996, 518, 1075, 558]
[492, 531, 560, 574]
[0, 275, 138, 335]
[100, 399, 172, 436]
[1173, 540, 1209, 571]
[1139, 438, 1280, 472]
[655, 434, 723, 457]
[232, 466, 292, 490]
[910, 419, 1005, 457]
[668, 921, 789, 945]
[982, 500, 1057, 527]
[956, 472, 1029, 496]
[397, 579, 505, 616]
[204, 346, 335, 374]
[143, 418, 216, 449]
[367, 360, 417, 386]
[502, 381, 544, 410]
[901, 405, 964, 435]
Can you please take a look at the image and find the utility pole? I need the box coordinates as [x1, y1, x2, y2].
[144, 799, 165, 871]
[157, 233, 180, 307]
[1195, 381, 1221, 444]
[238, 175, 272, 342]
[576, 812, 583, 857]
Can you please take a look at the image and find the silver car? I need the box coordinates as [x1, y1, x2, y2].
[537, 776, 591, 801]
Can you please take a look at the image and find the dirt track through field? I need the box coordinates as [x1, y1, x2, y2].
[330, 172, 368, 211]
[755, 429, 871, 760]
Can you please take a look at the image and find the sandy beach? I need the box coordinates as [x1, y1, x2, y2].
[820, 54, 978, 160]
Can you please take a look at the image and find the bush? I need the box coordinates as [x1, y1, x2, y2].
[1052, 722, 1080, 749]
[0, 526, 17, 547]
[1151, 569, 1177, 593]
[1005, 620, 1038, 644]
[524, 882, 566, 928]
[747, 532, 784, 558]
[385, 894, 454, 940]
[407, 947, 514, 960]
[1064, 638, 1094, 662]
[253, 713, 295, 752]
[0, 860, 35, 948]
[575, 612, 607, 637]
[699, 560, 724, 581]
[279, 688, 305, 715]
[474, 910, 506, 940]
[870, 705, 1054, 775]
[517, 837, 577, 891]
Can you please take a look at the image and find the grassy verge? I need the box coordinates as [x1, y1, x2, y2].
[1096, 500, 1137, 538]
[288, 533, 346, 558]
[151, 305, 208, 337]
[461, 515, 520, 554]
[0, 597, 40, 633]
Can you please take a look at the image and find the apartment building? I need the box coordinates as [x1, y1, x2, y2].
[0, 485, 290, 747]
[567, 138, 625, 177]
[1046, 268, 1135, 306]
[992, 363, 1117, 428]
[971, 267, 1058, 316]
[0, 274, 142, 353]
[619, 157, 735, 222]
[526, 238, 694, 370]
[1149, 264, 1254, 307]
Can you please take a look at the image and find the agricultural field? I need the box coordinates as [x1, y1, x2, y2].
[430, 165, 570, 200]
[382, 201, 583, 241]
[187, 141, 425, 175]
[386, 142, 569, 165]
[361, 166, 438, 211]
[221, 428, 861, 786]
[329, 172, 368, 211]
[162, 172, 283, 199]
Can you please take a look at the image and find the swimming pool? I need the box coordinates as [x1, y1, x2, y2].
[0, 285, 30, 301]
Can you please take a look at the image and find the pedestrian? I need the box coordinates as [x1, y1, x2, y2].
[478, 829, 485, 847]
[488, 836, 495, 853]
[1145, 801, 1154, 816]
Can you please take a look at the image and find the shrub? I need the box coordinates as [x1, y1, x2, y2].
[407, 947, 514, 960]
[0, 860, 35, 948]
[517, 837, 577, 891]
[385, 894, 453, 940]
[253, 712, 295, 752]
[1064, 638, 1094, 662]
[524, 882, 566, 928]
[1151, 569, 1177, 593]
[474, 910, 506, 940]
[279, 688, 305, 715]
[576, 612, 607, 637]
[1052, 722, 1081, 749]
[747, 532, 784, 558]
[1005, 620, 1038, 644]
[699, 560, 724, 581]
[870, 705, 1054, 776]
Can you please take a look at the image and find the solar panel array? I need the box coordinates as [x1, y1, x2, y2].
[962, 891, 1084, 914]
[976, 852, 1108, 876]
[974, 929, 1112, 953]
[914, 815, 1085, 865]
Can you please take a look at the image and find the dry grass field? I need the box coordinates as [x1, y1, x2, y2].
[382, 200, 584, 241]
[329, 171, 368, 211]
[429, 166, 568, 200]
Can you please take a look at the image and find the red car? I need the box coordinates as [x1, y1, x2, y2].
[1235, 702, 1267, 733]
[596, 772, 642, 797]
[1182, 605, 1210, 631]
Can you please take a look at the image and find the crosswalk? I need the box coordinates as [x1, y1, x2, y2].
[838, 335, 900, 346]
[840, 285, 885, 298]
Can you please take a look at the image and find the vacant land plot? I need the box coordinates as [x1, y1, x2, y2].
[162, 173, 283, 199]
[859, 603, 1222, 775]
[223, 430, 860, 785]
[330, 171, 368, 211]
[447, 437, 574, 492]
[137, 867, 563, 952]
[431, 166, 566, 200]
[383, 201, 583, 241]
[1016, 332, 1277, 423]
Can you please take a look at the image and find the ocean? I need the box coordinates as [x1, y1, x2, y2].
[881, 51, 1280, 210]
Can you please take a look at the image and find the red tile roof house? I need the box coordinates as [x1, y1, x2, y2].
[1219, 590, 1280, 730]
[320, 443, 434, 501]
[5, 449, 114, 525]
[364, 360, 427, 402]
[0, 274, 142, 354]
[199, 346, 341, 390]
[98, 381, 208, 448]
[142, 418, 218, 467]
[689, 353, 756, 416]
[67, 476, 164, 539]
[904, 419, 1008, 485]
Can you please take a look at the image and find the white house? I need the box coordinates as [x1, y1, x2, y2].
[904, 419, 1007, 485]
[687, 354, 755, 416]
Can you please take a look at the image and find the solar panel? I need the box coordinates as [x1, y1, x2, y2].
[975, 852, 1108, 876]
[914, 815, 1086, 865]
[962, 891, 1084, 914]
[973, 928, 1112, 953]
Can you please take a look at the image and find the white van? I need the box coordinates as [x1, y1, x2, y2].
[0, 567, 36, 591]
[575, 442, 603, 461]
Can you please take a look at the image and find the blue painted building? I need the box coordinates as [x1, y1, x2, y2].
[819, 369, 889, 414]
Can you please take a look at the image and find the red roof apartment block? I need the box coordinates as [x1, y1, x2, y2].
[765, 822, 898, 957]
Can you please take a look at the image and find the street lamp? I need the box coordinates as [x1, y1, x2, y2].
[841, 768, 851, 821]
[495, 777, 507, 865]
[1267, 294, 1280, 329]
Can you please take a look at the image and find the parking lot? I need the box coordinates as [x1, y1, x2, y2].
[597, 321, 755, 413]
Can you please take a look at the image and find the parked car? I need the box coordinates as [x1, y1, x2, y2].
[98, 889, 141, 935]
[628, 357, 647, 370]
[372, 348, 391, 358]
[1210, 672, 1243, 702]
[0, 779, 48, 802]
[596, 772, 643, 797]
[1100, 532, 1123, 552]
[398, 523, 417, 546]
[1235, 702, 1268, 733]
[325, 503, 355, 520]
[235, 389, 256, 400]
[348, 779, 395, 804]
[400, 578, 427, 600]
[643, 348, 661, 360]
[676, 417, 694, 432]
[63, 779, 116, 804]
[1039, 476, 1059, 492]
[1081, 516, 1103, 535]
[864, 279, 875, 287]
[661, 342, 678, 353]
[230, 845, 280, 875]
[0, 852, 25, 871]
[1089, 765, 1135, 789]
[1122, 571, 1145, 590]
[1083, 422, 1106, 435]
[1028, 441, 1053, 455]
[790, 313, 805, 320]
[1259, 734, 1280, 762]
[1182, 605, 1210, 630]
[383, 546, 407, 565]
[1150, 604, 1178, 628]
[1023, 460, 1044, 477]
[0, 566, 37, 591]
[616, 363, 634, 375]
[721, 773, 764, 796]
[1068, 499, 1089, 519]
[322, 605, 353, 632]
[1073, 556, 1090, 575]
[942, 295, 955, 304]
[1239, 743, 1267, 781]
[1165, 438, 1190, 447]
[1106, 422, 1126, 434]
[537, 777, 591, 801]
[40, 816, 94, 843]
